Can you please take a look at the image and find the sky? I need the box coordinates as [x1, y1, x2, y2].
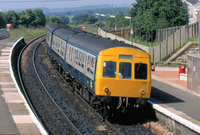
[0, 0, 136, 11]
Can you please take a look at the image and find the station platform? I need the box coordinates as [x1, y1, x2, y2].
[151, 66, 200, 133]
[0, 38, 45, 135]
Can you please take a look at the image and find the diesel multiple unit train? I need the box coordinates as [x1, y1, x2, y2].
[46, 24, 151, 116]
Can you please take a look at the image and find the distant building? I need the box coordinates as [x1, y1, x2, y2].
[183, 0, 200, 24]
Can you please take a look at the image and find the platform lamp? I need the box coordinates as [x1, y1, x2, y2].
[125, 16, 132, 42]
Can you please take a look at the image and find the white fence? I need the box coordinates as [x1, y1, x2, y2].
[0, 29, 10, 40]
[98, 22, 198, 63]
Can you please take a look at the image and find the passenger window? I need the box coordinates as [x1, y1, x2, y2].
[119, 62, 132, 79]
[135, 63, 147, 79]
[103, 61, 116, 78]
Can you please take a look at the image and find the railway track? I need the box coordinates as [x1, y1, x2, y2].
[18, 36, 154, 134]
[18, 36, 81, 134]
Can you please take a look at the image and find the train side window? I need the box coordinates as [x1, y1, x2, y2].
[70, 47, 73, 61]
[103, 61, 116, 78]
[119, 62, 132, 79]
[135, 63, 147, 80]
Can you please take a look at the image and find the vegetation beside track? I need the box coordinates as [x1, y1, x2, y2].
[10, 27, 47, 38]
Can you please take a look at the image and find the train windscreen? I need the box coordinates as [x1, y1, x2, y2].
[119, 62, 132, 79]
[103, 61, 116, 78]
[135, 63, 147, 80]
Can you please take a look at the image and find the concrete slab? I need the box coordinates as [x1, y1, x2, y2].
[17, 123, 41, 135]
[0, 93, 19, 134]
[3, 92, 24, 103]
[1, 87, 18, 92]
[0, 37, 45, 135]
[8, 103, 29, 115]
[13, 115, 34, 124]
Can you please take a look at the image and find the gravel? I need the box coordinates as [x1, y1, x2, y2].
[20, 38, 174, 135]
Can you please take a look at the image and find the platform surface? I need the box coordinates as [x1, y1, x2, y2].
[0, 37, 44, 135]
[151, 67, 200, 130]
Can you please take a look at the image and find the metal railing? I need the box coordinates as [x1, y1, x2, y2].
[0, 29, 10, 40]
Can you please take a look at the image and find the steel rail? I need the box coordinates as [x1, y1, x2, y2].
[17, 35, 49, 134]
[32, 38, 82, 135]
[54, 63, 125, 135]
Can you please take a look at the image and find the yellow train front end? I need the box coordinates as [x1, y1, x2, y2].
[95, 47, 151, 108]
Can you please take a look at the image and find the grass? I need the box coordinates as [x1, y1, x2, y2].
[9, 25, 199, 48]
[185, 35, 198, 44]
[10, 27, 47, 38]
[123, 37, 160, 47]
[69, 24, 98, 34]
[10, 24, 97, 38]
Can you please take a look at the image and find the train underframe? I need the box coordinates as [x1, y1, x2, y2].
[48, 54, 147, 118]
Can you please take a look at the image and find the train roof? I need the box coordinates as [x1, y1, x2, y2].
[68, 33, 140, 54]
[48, 24, 142, 55]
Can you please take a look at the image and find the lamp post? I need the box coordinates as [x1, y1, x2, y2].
[110, 15, 117, 39]
[100, 14, 107, 37]
[198, 9, 200, 54]
[125, 16, 132, 41]
[95, 13, 100, 35]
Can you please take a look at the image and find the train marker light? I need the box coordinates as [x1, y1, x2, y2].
[104, 88, 109, 94]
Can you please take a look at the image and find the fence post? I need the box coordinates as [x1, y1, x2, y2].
[173, 29, 175, 51]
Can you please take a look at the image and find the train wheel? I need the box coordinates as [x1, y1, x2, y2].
[72, 82, 76, 92]
[102, 105, 110, 119]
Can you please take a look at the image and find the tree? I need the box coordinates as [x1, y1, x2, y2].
[60, 16, 70, 24]
[129, 0, 188, 41]
[33, 9, 46, 27]
[106, 15, 115, 30]
[46, 16, 64, 25]
[0, 12, 6, 29]
[73, 14, 89, 24]
[5, 10, 19, 28]
[17, 11, 26, 27]
[87, 15, 97, 24]
[24, 9, 35, 27]
[115, 12, 129, 29]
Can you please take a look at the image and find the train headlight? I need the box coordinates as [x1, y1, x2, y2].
[140, 89, 145, 95]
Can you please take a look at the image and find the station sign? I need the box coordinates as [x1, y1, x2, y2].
[7, 24, 11, 29]
[82, 26, 86, 30]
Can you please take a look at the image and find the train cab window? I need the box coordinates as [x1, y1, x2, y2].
[135, 63, 147, 80]
[103, 61, 116, 78]
[119, 62, 132, 79]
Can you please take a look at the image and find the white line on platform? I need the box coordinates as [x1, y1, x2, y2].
[13, 115, 34, 124]
[0, 67, 10, 69]
[0, 57, 9, 60]
[0, 64, 10, 67]
[5, 47, 12, 50]
[0, 82, 15, 85]
[0, 60, 9, 63]
[0, 71, 10, 74]
[1, 49, 10, 53]
[1, 88, 17, 91]
[1, 53, 10, 56]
